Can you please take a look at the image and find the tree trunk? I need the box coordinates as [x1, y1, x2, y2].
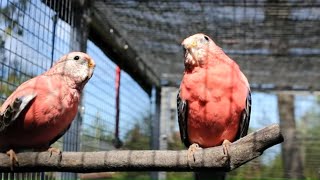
[278, 94, 304, 179]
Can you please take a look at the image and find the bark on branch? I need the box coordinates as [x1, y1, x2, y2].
[0, 124, 283, 172]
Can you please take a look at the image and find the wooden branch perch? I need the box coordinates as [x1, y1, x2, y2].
[0, 124, 283, 172]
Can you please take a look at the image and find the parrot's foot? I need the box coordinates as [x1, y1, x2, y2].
[48, 147, 62, 161]
[222, 139, 232, 158]
[6, 149, 18, 171]
[187, 143, 201, 168]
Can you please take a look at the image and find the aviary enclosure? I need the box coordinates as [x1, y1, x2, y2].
[0, 0, 319, 180]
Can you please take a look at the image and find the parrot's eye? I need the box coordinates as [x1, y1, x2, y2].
[204, 36, 209, 41]
[74, 56, 80, 60]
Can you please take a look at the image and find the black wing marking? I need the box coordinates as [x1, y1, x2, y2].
[177, 90, 191, 147]
[236, 89, 251, 139]
[0, 94, 36, 132]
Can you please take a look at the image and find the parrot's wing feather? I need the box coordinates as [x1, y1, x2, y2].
[0, 94, 36, 132]
[12, 94, 37, 120]
[49, 124, 71, 146]
[177, 90, 190, 147]
[236, 90, 251, 139]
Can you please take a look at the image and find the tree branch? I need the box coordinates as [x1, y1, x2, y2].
[0, 124, 283, 172]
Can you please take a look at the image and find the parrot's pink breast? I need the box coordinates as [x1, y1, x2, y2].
[0, 75, 80, 149]
[181, 63, 248, 148]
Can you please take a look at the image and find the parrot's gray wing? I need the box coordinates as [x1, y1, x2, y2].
[0, 94, 36, 132]
[177, 90, 190, 147]
[236, 90, 251, 139]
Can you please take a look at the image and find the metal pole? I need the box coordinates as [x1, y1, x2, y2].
[150, 86, 161, 180]
[112, 66, 123, 148]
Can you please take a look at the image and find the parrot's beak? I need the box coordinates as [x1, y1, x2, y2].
[189, 41, 197, 49]
[88, 58, 95, 68]
[182, 41, 197, 61]
[86, 58, 95, 80]
[182, 41, 200, 69]
[183, 41, 197, 50]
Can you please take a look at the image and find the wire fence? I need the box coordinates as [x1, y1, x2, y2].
[0, 0, 81, 179]
[82, 41, 152, 152]
[226, 92, 320, 180]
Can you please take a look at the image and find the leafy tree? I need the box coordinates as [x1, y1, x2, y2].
[166, 132, 193, 180]
[0, 0, 30, 104]
[298, 109, 320, 179]
[228, 127, 282, 180]
[0, 0, 28, 62]
[244, 98, 320, 180]
[122, 116, 151, 150]
[0, 70, 32, 104]
[167, 131, 185, 150]
[112, 116, 152, 180]
[81, 111, 114, 152]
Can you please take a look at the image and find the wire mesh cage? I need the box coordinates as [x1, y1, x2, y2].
[0, 0, 153, 180]
[1, 0, 320, 180]
[82, 41, 152, 152]
[0, 0, 77, 179]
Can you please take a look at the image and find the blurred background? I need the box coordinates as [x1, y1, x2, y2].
[1, 0, 320, 180]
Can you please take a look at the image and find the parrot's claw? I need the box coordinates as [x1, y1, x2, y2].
[187, 143, 201, 168]
[222, 139, 232, 158]
[6, 149, 18, 171]
[48, 147, 62, 161]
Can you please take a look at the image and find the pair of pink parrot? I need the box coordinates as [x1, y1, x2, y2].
[0, 33, 250, 171]
[0, 52, 95, 169]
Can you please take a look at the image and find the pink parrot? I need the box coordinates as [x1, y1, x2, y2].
[177, 33, 251, 163]
[0, 52, 95, 169]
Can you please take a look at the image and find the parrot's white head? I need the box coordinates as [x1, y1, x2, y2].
[182, 33, 217, 70]
[45, 52, 96, 90]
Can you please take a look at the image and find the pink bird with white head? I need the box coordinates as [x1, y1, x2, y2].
[177, 33, 251, 163]
[0, 52, 95, 169]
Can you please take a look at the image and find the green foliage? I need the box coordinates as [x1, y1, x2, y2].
[262, 154, 283, 178]
[0, 0, 30, 104]
[298, 108, 320, 179]
[0, 0, 28, 62]
[111, 173, 150, 180]
[167, 172, 194, 180]
[122, 116, 151, 150]
[228, 157, 265, 180]
[80, 114, 153, 179]
[114, 116, 152, 180]
[166, 132, 193, 180]
[167, 132, 185, 150]
[228, 128, 284, 180]
[79, 111, 154, 179]
[0, 0, 28, 36]
[227, 97, 320, 180]
[0, 71, 31, 104]
[112, 172, 150, 180]
[81, 112, 114, 152]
